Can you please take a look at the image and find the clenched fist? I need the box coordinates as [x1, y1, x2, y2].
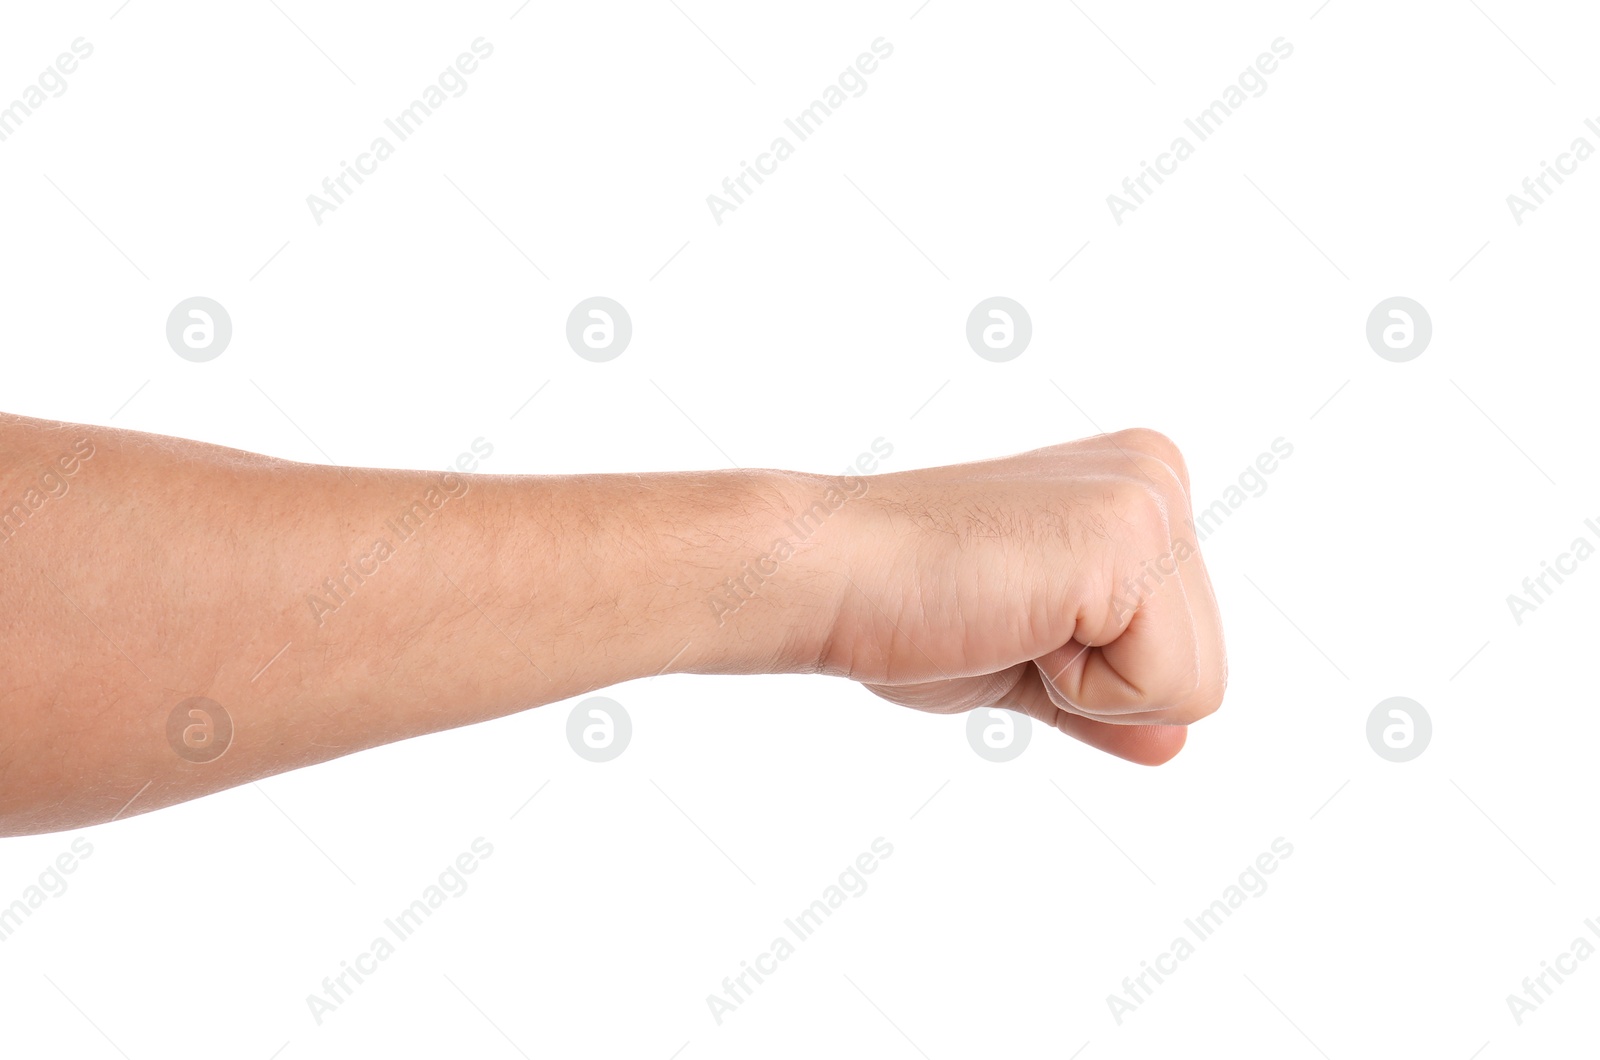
[804, 429, 1225, 765]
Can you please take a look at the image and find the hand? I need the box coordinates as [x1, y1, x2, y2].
[816, 430, 1226, 765]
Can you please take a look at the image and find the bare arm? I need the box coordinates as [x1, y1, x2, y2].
[0, 413, 1223, 837]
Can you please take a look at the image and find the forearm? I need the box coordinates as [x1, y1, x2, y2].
[0, 413, 842, 835]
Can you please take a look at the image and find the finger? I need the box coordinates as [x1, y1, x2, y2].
[1069, 433, 1192, 501]
[1036, 536, 1206, 721]
[1110, 427, 1192, 498]
[1162, 529, 1227, 718]
[1111, 431, 1226, 710]
[999, 665, 1187, 765]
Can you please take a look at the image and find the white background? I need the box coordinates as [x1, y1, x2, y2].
[2, 1, 1597, 1056]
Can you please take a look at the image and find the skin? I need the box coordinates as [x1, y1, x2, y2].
[0, 412, 1224, 838]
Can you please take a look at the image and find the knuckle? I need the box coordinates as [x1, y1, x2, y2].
[1116, 427, 1182, 464]
[1114, 428, 1191, 496]
[1111, 478, 1171, 538]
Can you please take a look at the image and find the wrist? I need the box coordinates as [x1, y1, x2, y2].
[640, 466, 856, 678]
